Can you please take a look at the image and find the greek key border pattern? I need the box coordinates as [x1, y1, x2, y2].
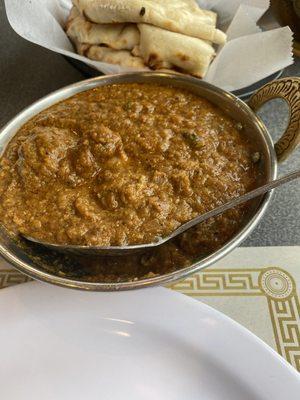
[170, 267, 300, 372]
[0, 269, 32, 288]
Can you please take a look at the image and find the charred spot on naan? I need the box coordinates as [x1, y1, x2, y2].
[147, 53, 158, 68]
[176, 52, 190, 62]
[139, 7, 146, 16]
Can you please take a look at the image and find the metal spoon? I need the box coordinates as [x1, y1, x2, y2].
[22, 169, 300, 256]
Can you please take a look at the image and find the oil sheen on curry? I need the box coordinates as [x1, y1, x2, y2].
[0, 83, 259, 249]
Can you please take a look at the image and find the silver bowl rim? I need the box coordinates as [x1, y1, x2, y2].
[0, 72, 277, 291]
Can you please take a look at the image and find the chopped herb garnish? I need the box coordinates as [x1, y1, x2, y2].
[252, 152, 261, 163]
[182, 132, 205, 148]
[235, 122, 243, 131]
[183, 132, 197, 141]
[123, 101, 133, 111]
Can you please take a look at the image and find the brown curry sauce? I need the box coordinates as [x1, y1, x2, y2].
[0, 83, 260, 280]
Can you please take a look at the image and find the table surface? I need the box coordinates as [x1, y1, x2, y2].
[1, 4, 299, 247]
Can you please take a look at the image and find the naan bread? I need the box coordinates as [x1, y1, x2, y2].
[179, 0, 217, 25]
[135, 24, 215, 78]
[72, 0, 226, 44]
[66, 6, 139, 50]
[78, 43, 145, 68]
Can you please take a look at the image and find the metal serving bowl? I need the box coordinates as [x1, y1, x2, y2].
[0, 72, 299, 291]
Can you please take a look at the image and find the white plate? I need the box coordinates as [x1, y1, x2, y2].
[0, 283, 299, 399]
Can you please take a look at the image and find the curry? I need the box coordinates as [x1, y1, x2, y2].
[0, 83, 259, 254]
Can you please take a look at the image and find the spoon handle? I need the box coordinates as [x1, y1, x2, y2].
[170, 169, 300, 239]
